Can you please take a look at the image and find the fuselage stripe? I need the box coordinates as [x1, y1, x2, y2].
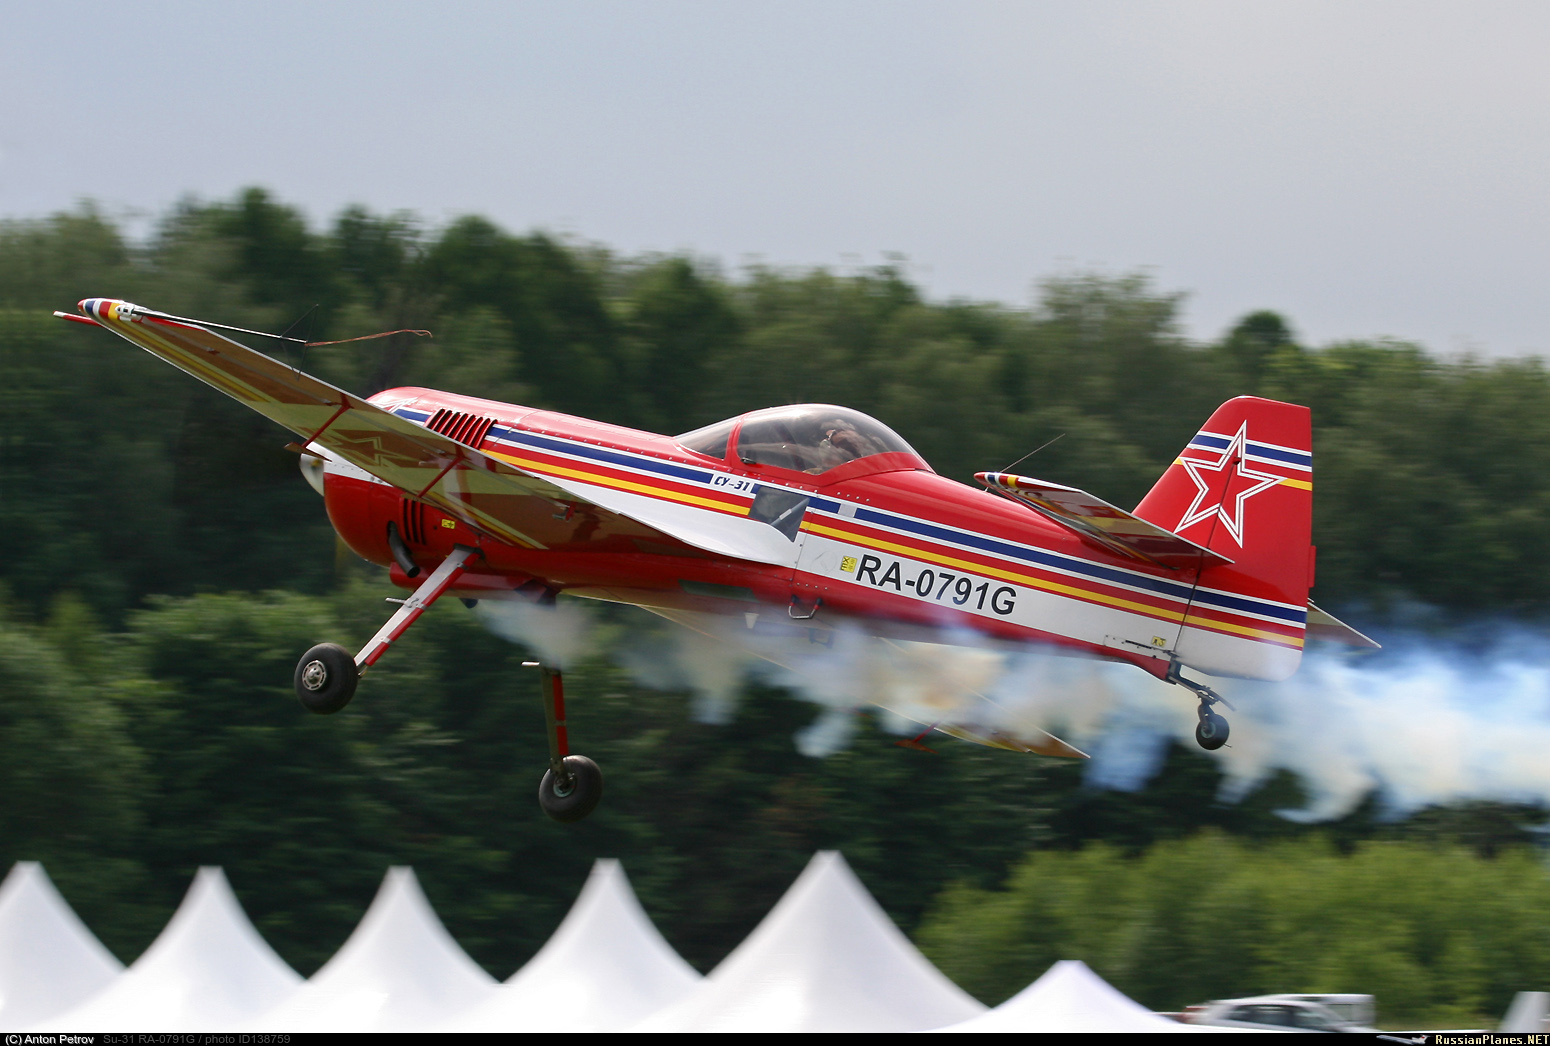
[392, 405, 1306, 629]
[803, 521, 1190, 624]
[486, 448, 747, 516]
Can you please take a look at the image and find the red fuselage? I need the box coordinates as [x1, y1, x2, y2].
[320, 388, 1300, 682]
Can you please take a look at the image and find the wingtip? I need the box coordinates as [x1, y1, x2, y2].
[76, 298, 141, 323]
[54, 309, 102, 327]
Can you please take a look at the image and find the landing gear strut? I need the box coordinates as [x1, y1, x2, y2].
[294, 545, 478, 714]
[293, 543, 604, 823]
[529, 663, 603, 823]
[1167, 663, 1233, 752]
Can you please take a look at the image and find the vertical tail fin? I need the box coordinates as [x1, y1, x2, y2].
[1135, 396, 1313, 680]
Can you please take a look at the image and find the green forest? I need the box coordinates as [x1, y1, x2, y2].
[4, 189, 1550, 1025]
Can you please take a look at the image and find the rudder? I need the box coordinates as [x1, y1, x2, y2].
[1134, 396, 1313, 680]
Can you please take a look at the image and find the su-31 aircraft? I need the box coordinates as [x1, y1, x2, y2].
[59, 298, 1374, 822]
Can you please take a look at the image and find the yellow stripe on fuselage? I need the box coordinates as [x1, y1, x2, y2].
[804, 521, 1303, 646]
[1182, 610, 1305, 647]
[486, 449, 743, 515]
[490, 447, 1303, 647]
[802, 520, 1188, 624]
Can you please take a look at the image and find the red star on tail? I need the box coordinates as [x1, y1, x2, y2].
[1176, 423, 1282, 546]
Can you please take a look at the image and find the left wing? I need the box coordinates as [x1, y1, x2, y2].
[61, 299, 794, 565]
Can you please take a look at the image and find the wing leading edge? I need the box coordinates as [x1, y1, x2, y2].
[60, 299, 792, 567]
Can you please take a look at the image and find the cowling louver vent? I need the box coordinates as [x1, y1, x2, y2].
[425, 408, 495, 447]
[401, 498, 428, 545]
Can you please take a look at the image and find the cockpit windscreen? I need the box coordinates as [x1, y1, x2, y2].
[728, 404, 920, 474]
[675, 417, 736, 460]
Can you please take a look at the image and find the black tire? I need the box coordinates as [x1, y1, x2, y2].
[294, 643, 359, 714]
[1195, 711, 1229, 751]
[538, 755, 603, 823]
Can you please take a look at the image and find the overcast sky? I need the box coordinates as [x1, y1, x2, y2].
[3, 1, 1547, 354]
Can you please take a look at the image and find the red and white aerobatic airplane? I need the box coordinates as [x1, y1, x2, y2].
[59, 299, 1374, 822]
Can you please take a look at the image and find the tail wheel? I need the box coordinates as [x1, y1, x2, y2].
[539, 755, 603, 823]
[294, 643, 359, 715]
[1195, 711, 1229, 751]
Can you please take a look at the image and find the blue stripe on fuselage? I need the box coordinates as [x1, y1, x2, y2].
[392, 407, 1304, 625]
[392, 407, 714, 485]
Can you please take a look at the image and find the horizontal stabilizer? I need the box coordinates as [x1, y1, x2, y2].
[932, 721, 1088, 759]
[976, 471, 1233, 570]
[1306, 601, 1381, 649]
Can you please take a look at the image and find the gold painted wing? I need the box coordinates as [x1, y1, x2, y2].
[69, 298, 605, 550]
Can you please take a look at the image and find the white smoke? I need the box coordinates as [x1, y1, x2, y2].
[471, 598, 597, 668]
[474, 596, 1550, 822]
[1209, 635, 1550, 821]
[795, 707, 860, 757]
[616, 610, 1148, 759]
[615, 622, 761, 725]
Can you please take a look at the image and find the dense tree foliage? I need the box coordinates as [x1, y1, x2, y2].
[1, 192, 1548, 1022]
[918, 834, 1550, 1025]
[10, 194, 1550, 618]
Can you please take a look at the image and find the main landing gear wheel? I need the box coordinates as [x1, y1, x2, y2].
[294, 643, 358, 715]
[1195, 710, 1230, 751]
[539, 755, 603, 823]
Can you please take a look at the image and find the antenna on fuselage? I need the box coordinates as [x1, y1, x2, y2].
[275, 304, 320, 367]
[1000, 432, 1065, 474]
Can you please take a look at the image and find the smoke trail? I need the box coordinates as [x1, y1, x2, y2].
[795, 707, 859, 757]
[473, 596, 1550, 821]
[635, 611, 1131, 758]
[615, 621, 762, 725]
[471, 599, 597, 668]
[1208, 634, 1550, 821]
[960, 628, 1550, 822]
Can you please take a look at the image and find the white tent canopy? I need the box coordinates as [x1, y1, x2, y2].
[0, 862, 123, 1030]
[41, 866, 301, 1031]
[940, 959, 1196, 1033]
[257, 866, 496, 1031]
[448, 859, 701, 1032]
[1502, 992, 1550, 1033]
[636, 850, 985, 1032]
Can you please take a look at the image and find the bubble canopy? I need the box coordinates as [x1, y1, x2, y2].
[676, 405, 928, 477]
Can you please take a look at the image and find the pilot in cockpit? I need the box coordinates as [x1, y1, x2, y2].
[682, 404, 916, 475]
[811, 417, 886, 471]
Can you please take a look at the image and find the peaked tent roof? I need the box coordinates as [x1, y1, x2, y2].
[258, 866, 496, 1032]
[635, 850, 985, 1033]
[0, 862, 122, 1031]
[1502, 991, 1550, 1033]
[448, 859, 701, 1032]
[938, 960, 1195, 1033]
[39, 867, 302, 1031]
